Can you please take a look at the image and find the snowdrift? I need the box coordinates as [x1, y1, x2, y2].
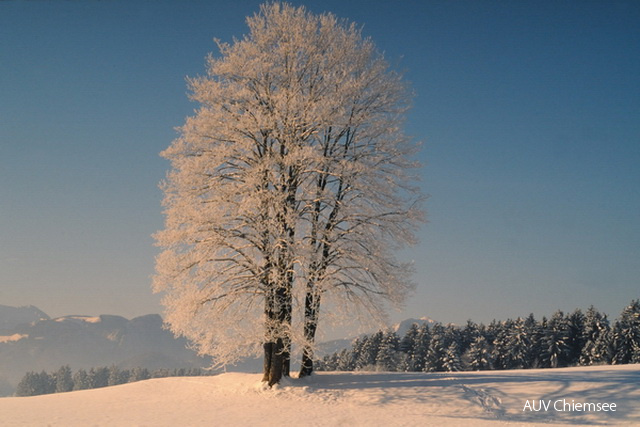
[1, 364, 638, 426]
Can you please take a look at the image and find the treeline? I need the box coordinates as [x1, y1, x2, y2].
[15, 366, 210, 397]
[317, 299, 640, 373]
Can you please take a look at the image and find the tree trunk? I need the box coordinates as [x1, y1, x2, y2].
[263, 337, 290, 386]
[299, 291, 320, 378]
[262, 285, 291, 386]
[262, 342, 273, 383]
[268, 338, 285, 386]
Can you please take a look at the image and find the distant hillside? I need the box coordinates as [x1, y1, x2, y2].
[0, 306, 210, 396]
[0, 305, 49, 333]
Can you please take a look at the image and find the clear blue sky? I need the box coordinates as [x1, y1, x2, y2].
[1, 1, 638, 333]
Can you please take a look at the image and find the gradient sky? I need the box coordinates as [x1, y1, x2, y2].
[1, 1, 638, 337]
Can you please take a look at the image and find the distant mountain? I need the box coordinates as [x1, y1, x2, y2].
[391, 316, 437, 337]
[316, 337, 354, 357]
[0, 305, 49, 333]
[0, 306, 210, 396]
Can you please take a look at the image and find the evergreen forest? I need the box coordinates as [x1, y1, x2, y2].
[316, 300, 640, 373]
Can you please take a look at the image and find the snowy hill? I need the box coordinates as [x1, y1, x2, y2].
[0, 308, 210, 395]
[0, 364, 638, 426]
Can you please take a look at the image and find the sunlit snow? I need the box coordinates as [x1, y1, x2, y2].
[1, 364, 638, 426]
[0, 334, 27, 344]
[55, 316, 102, 323]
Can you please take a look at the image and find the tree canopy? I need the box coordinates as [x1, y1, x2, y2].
[153, 2, 423, 385]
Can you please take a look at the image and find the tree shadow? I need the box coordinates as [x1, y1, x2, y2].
[287, 367, 640, 425]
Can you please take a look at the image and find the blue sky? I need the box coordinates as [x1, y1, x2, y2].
[1, 1, 638, 334]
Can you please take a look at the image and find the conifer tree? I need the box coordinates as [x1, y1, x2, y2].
[424, 323, 446, 372]
[89, 367, 109, 389]
[612, 299, 640, 364]
[541, 311, 570, 368]
[505, 318, 532, 369]
[400, 324, 419, 356]
[524, 314, 544, 368]
[129, 367, 151, 382]
[336, 348, 355, 371]
[356, 331, 384, 370]
[465, 336, 492, 371]
[15, 372, 40, 397]
[491, 319, 511, 370]
[410, 324, 430, 372]
[55, 365, 74, 393]
[108, 366, 130, 386]
[39, 371, 55, 395]
[565, 309, 585, 365]
[73, 369, 90, 391]
[461, 320, 480, 353]
[17, 371, 56, 396]
[580, 306, 611, 366]
[375, 331, 400, 371]
[442, 341, 462, 372]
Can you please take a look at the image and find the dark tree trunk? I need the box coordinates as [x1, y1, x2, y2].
[268, 338, 285, 386]
[262, 167, 296, 386]
[299, 347, 314, 378]
[299, 291, 320, 378]
[262, 285, 292, 386]
[262, 342, 273, 383]
[263, 337, 290, 386]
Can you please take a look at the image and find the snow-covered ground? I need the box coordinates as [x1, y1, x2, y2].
[1, 364, 638, 426]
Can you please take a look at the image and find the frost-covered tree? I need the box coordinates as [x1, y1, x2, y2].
[565, 309, 585, 365]
[465, 336, 492, 371]
[505, 318, 533, 369]
[461, 320, 480, 352]
[399, 323, 419, 371]
[540, 311, 570, 368]
[153, 2, 422, 385]
[579, 306, 611, 366]
[523, 314, 544, 368]
[491, 319, 512, 370]
[424, 323, 446, 372]
[612, 299, 640, 364]
[336, 348, 355, 371]
[400, 323, 419, 354]
[375, 331, 400, 371]
[356, 331, 384, 370]
[442, 341, 462, 372]
[410, 324, 431, 372]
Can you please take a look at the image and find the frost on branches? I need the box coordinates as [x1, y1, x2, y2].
[153, 2, 423, 386]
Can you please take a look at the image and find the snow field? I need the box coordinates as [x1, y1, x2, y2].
[0, 364, 638, 426]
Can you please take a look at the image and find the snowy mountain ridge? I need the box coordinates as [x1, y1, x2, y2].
[391, 316, 437, 337]
[0, 304, 49, 332]
[0, 306, 210, 396]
